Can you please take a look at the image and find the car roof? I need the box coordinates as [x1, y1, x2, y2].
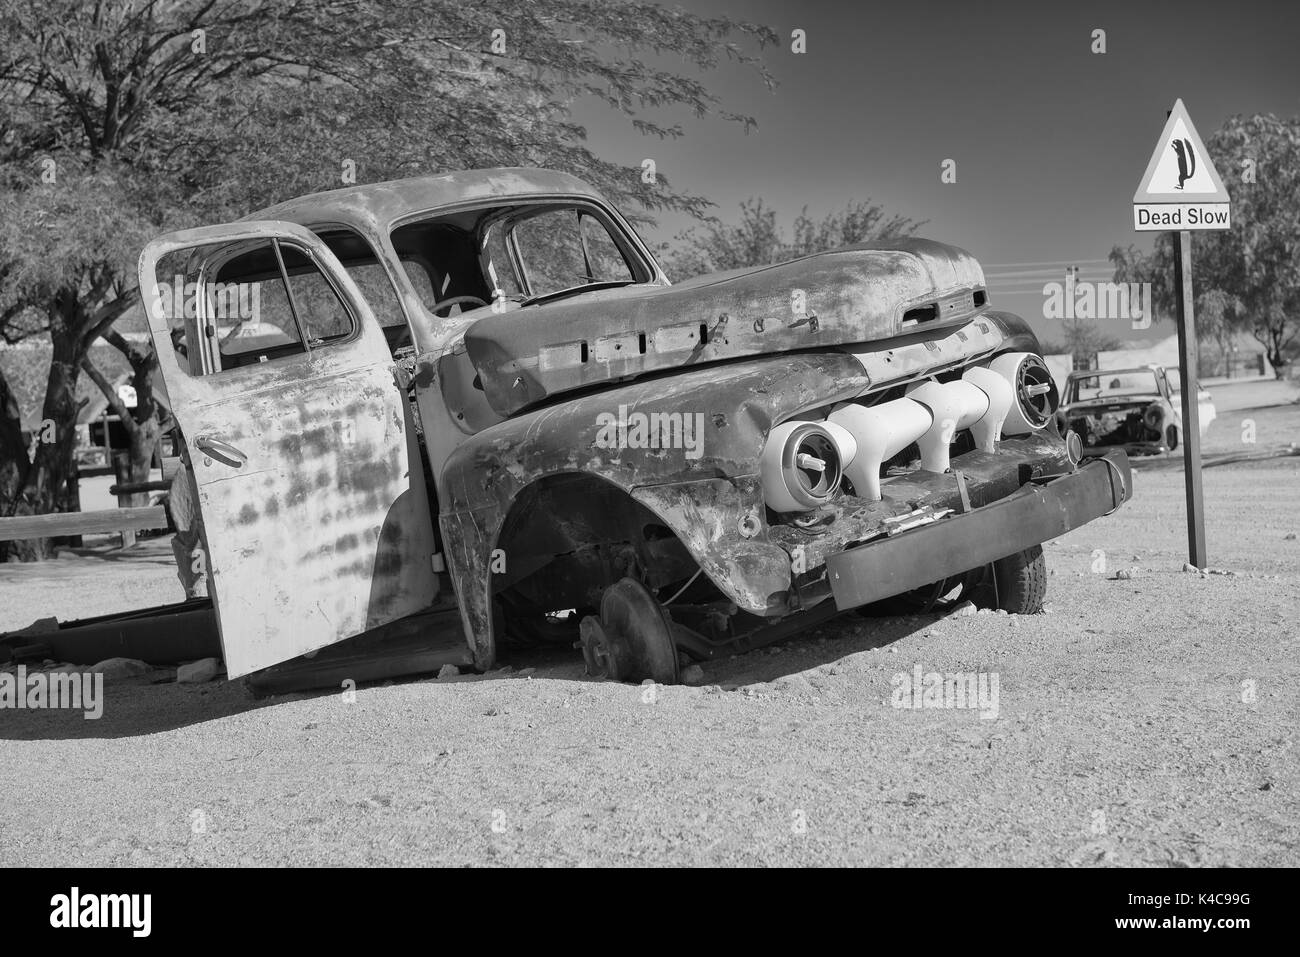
[241, 167, 606, 233]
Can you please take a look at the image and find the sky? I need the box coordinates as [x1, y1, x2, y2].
[571, 0, 1300, 344]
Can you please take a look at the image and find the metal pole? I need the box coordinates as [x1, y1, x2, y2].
[1171, 229, 1207, 567]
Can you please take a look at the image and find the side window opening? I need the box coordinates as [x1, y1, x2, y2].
[210, 245, 300, 365]
[151, 237, 357, 376]
[390, 220, 493, 319]
[312, 227, 420, 357]
[402, 260, 439, 303]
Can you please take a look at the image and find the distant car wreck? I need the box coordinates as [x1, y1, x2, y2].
[1060, 365, 1216, 455]
[137, 167, 1132, 688]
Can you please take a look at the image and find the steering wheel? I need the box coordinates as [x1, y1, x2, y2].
[432, 295, 489, 318]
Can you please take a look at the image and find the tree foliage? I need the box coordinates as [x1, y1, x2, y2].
[0, 0, 776, 558]
[1, 0, 776, 224]
[661, 197, 925, 279]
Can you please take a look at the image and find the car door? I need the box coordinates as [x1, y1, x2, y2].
[139, 220, 439, 677]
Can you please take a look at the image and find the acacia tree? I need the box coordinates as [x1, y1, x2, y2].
[663, 197, 925, 278]
[1108, 113, 1300, 378]
[0, 0, 777, 559]
[0, 163, 153, 558]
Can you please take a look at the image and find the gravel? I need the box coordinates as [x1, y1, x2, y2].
[1, 459, 1297, 866]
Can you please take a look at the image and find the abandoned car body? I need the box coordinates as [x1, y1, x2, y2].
[139, 168, 1132, 686]
[1060, 365, 1216, 455]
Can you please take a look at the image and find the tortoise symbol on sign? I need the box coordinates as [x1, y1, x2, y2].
[1172, 138, 1196, 190]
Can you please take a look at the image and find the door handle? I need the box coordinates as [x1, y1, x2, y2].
[195, 435, 248, 467]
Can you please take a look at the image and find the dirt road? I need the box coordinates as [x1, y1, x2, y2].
[2, 454, 1297, 866]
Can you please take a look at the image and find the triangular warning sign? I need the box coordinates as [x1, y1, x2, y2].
[1133, 99, 1230, 203]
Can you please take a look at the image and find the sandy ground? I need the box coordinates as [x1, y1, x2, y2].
[1197, 376, 1298, 414]
[1191, 377, 1297, 455]
[1, 393, 1296, 866]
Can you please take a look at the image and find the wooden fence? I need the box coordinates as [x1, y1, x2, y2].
[0, 506, 170, 544]
[0, 455, 179, 547]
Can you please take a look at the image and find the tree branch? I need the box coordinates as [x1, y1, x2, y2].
[78, 353, 136, 438]
[80, 291, 135, 350]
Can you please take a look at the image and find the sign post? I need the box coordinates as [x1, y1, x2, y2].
[1171, 231, 1206, 567]
[1132, 99, 1231, 569]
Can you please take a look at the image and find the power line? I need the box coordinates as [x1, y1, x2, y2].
[985, 270, 1114, 281]
[987, 271, 1114, 278]
[980, 258, 1111, 269]
[986, 279, 1115, 288]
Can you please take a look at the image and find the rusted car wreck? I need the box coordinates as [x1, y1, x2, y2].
[139, 168, 1132, 687]
[1059, 365, 1216, 456]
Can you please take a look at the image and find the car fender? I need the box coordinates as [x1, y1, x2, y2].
[436, 351, 870, 665]
[437, 311, 1034, 666]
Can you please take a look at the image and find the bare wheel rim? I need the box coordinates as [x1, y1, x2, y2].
[598, 578, 680, 684]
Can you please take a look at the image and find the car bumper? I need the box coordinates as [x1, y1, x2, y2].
[824, 451, 1131, 610]
[1086, 442, 1168, 456]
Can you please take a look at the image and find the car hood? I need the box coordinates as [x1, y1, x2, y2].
[463, 238, 986, 417]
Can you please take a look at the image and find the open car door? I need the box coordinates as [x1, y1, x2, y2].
[139, 221, 439, 677]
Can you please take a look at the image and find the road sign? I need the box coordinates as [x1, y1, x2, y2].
[1132, 101, 1233, 568]
[1133, 99, 1231, 231]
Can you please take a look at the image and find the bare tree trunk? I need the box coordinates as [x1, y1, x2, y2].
[85, 328, 169, 508]
[1254, 323, 1292, 380]
[3, 289, 136, 561]
[0, 368, 29, 563]
[8, 296, 85, 561]
[1266, 334, 1288, 379]
[123, 420, 163, 500]
[122, 340, 166, 498]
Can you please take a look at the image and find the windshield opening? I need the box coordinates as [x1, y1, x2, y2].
[1068, 370, 1159, 402]
[390, 200, 650, 321]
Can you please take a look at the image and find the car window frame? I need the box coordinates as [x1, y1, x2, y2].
[185, 236, 363, 376]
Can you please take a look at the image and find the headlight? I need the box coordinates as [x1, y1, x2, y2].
[760, 421, 845, 512]
[987, 352, 1058, 434]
